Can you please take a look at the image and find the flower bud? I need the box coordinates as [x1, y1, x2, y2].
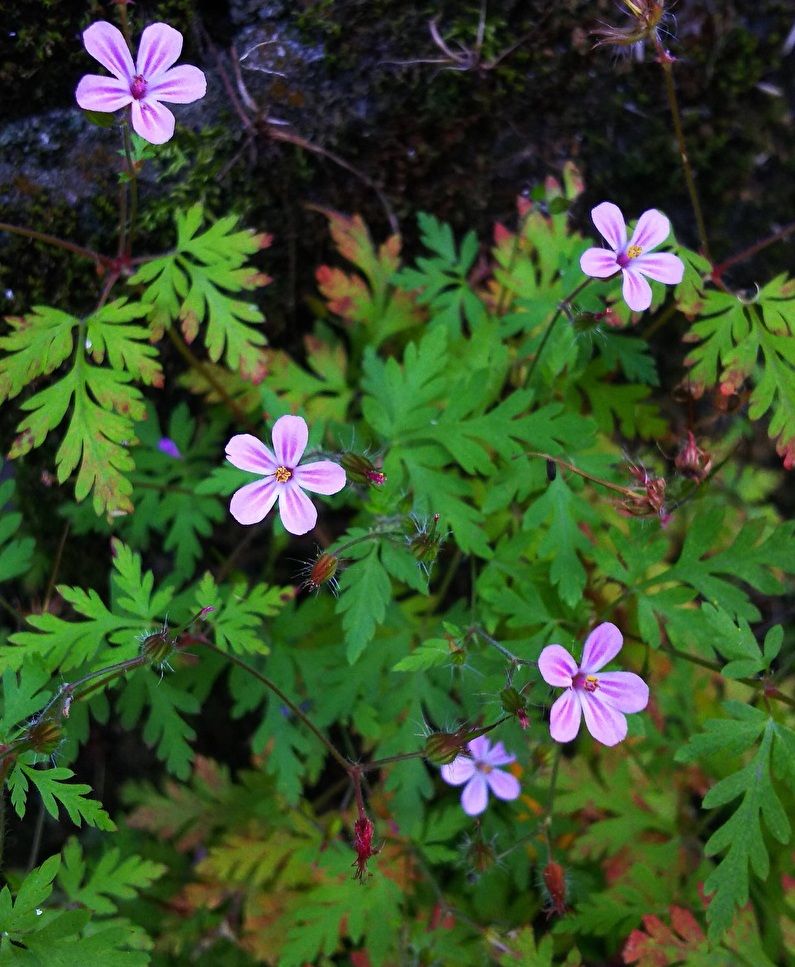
[340, 452, 386, 487]
[424, 730, 469, 766]
[24, 717, 63, 755]
[408, 514, 444, 568]
[465, 835, 497, 875]
[352, 814, 378, 881]
[674, 431, 712, 483]
[140, 625, 174, 668]
[500, 687, 530, 729]
[541, 860, 568, 917]
[301, 552, 340, 593]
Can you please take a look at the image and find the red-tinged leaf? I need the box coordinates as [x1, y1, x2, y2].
[315, 265, 370, 322]
[623, 906, 707, 966]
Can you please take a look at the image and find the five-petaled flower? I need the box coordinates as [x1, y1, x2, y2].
[580, 202, 684, 312]
[76, 21, 207, 144]
[440, 735, 521, 816]
[538, 622, 649, 747]
[225, 415, 346, 536]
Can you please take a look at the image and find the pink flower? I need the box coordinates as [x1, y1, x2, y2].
[580, 202, 684, 312]
[538, 622, 649, 747]
[440, 736, 521, 816]
[225, 416, 346, 536]
[75, 21, 206, 144]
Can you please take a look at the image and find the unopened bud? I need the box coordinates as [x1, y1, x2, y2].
[302, 552, 340, 593]
[542, 860, 568, 917]
[408, 513, 444, 568]
[25, 717, 63, 755]
[352, 814, 378, 881]
[674, 431, 712, 483]
[140, 626, 174, 668]
[424, 730, 469, 766]
[340, 452, 386, 487]
[465, 835, 497, 874]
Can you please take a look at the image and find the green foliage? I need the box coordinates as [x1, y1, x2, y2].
[0, 475, 34, 584]
[0, 301, 158, 515]
[129, 204, 271, 381]
[683, 275, 795, 467]
[676, 704, 794, 941]
[8, 758, 115, 830]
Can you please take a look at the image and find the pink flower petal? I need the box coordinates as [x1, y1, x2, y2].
[82, 21, 134, 82]
[486, 768, 521, 802]
[591, 202, 627, 252]
[130, 98, 175, 144]
[136, 23, 183, 79]
[549, 689, 582, 743]
[635, 252, 684, 285]
[596, 672, 649, 713]
[229, 478, 278, 525]
[272, 415, 308, 467]
[461, 774, 489, 816]
[538, 644, 578, 687]
[467, 735, 491, 761]
[277, 481, 317, 535]
[580, 248, 620, 279]
[580, 622, 623, 673]
[484, 741, 515, 768]
[580, 692, 628, 746]
[628, 209, 670, 253]
[441, 755, 476, 785]
[147, 64, 207, 104]
[621, 267, 653, 312]
[293, 460, 346, 495]
[225, 434, 278, 474]
[75, 75, 133, 113]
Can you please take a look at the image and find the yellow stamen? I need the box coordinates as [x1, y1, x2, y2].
[274, 466, 292, 483]
[584, 675, 599, 692]
[627, 245, 643, 259]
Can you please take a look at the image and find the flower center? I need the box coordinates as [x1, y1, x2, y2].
[274, 466, 292, 483]
[583, 675, 599, 693]
[130, 74, 148, 100]
[476, 762, 493, 774]
[627, 244, 643, 259]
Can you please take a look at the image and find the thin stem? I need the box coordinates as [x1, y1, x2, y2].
[26, 799, 46, 871]
[541, 746, 562, 862]
[360, 751, 426, 772]
[656, 49, 711, 262]
[121, 122, 138, 258]
[330, 526, 405, 558]
[0, 222, 111, 267]
[198, 641, 352, 774]
[471, 627, 535, 667]
[523, 277, 592, 388]
[165, 327, 257, 432]
[43, 522, 70, 613]
[494, 207, 532, 317]
[712, 219, 795, 279]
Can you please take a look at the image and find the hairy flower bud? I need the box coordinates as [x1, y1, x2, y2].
[675, 431, 712, 483]
[140, 623, 174, 668]
[24, 717, 63, 755]
[464, 835, 497, 875]
[301, 552, 340, 594]
[340, 452, 386, 486]
[352, 814, 378, 881]
[500, 687, 530, 729]
[541, 860, 568, 917]
[408, 514, 444, 570]
[424, 730, 470, 766]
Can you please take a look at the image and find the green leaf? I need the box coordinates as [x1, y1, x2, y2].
[194, 571, 289, 655]
[393, 638, 450, 672]
[128, 204, 271, 381]
[677, 713, 791, 941]
[0, 476, 35, 585]
[2, 301, 155, 515]
[682, 276, 795, 467]
[58, 838, 166, 916]
[0, 855, 60, 936]
[336, 545, 391, 663]
[8, 760, 115, 830]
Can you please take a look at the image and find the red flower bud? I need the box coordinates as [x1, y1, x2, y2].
[352, 814, 378, 881]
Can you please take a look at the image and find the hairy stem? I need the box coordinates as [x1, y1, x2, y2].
[656, 48, 711, 262]
[523, 277, 592, 387]
[0, 222, 111, 267]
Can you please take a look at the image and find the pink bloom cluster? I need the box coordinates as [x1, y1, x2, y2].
[225, 416, 346, 536]
[580, 202, 684, 312]
[539, 623, 649, 747]
[76, 22, 206, 144]
[440, 736, 521, 816]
